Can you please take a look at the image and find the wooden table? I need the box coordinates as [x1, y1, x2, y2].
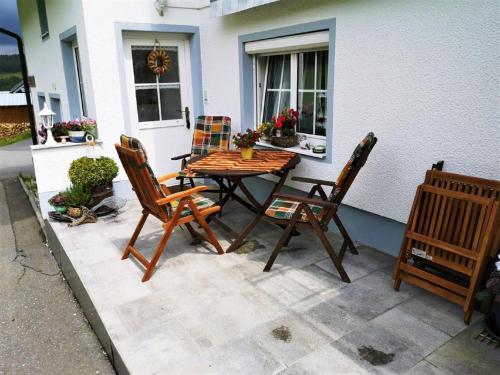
[185, 150, 301, 252]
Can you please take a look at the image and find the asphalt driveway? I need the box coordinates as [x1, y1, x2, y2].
[0, 138, 35, 179]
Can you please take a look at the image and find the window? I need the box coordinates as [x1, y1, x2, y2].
[130, 45, 182, 123]
[73, 46, 87, 117]
[36, 0, 49, 39]
[259, 50, 328, 138]
[49, 96, 61, 123]
[37, 93, 46, 112]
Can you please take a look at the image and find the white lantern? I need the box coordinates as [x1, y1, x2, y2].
[39, 103, 56, 146]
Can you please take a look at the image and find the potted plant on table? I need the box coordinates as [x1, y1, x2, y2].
[48, 192, 69, 213]
[233, 128, 261, 160]
[68, 156, 119, 205]
[271, 108, 299, 148]
[65, 184, 92, 218]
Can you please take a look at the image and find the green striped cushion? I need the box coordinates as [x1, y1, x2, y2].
[265, 197, 323, 222]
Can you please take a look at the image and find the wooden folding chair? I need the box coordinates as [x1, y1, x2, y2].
[263, 132, 377, 282]
[393, 170, 500, 323]
[116, 135, 224, 282]
[171, 116, 232, 201]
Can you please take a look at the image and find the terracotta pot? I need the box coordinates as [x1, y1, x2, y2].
[240, 147, 253, 160]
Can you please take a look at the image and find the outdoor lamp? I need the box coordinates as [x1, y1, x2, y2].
[39, 103, 56, 146]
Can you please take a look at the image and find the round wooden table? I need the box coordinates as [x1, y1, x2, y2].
[185, 150, 301, 252]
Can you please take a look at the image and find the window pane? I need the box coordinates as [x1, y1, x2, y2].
[278, 91, 290, 113]
[281, 54, 291, 89]
[132, 46, 157, 84]
[298, 52, 315, 90]
[317, 51, 328, 90]
[297, 92, 314, 134]
[266, 55, 284, 89]
[263, 91, 279, 122]
[158, 47, 180, 84]
[315, 92, 327, 136]
[159, 85, 182, 121]
[135, 86, 159, 122]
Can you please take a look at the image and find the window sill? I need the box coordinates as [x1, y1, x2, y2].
[31, 140, 102, 150]
[256, 141, 327, 159]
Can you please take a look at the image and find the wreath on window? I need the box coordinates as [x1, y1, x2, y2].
[147, 42, 171, 76]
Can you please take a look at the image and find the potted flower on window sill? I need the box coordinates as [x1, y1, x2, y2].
[233, 129, 261, 160]
[271, 108, 299, 148]
[48, 192, 68, 213]
[257, 121, 273, 142]
[66, 118, 97, 143]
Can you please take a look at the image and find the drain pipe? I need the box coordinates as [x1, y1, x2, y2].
[0, 27, 38, 145]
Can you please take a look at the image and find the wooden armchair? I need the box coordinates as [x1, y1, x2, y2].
[116, 135, 224, 282]
[263, 133, 377, 283]
[171, 115, 232, 200]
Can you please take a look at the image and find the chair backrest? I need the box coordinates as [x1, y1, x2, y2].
[191, 116, 231, 156]
[328, 132, 377, 205]
[116, 135, 170, 221]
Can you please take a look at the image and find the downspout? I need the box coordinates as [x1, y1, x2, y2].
[0, 27, 38, 145]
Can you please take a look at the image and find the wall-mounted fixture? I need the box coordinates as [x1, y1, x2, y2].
[155, 0, 168, 16]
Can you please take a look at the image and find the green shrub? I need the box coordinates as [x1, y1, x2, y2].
[68, 156, 118, 190]
[65, 184, 92, 207]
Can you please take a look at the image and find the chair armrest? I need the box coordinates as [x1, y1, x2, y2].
[156, 185, 208, 205]
[157, 172, 180, 183]
[171, 153, 191, 161]
[291, 176, 336, 187]
[272, 193, 337, 209]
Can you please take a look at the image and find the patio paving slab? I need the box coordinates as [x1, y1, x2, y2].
[46, 197, 495, 374]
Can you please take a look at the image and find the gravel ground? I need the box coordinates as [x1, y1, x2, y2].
[0, 178, 114, 375]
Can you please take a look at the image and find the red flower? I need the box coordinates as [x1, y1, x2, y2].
[275, 115, 285, 129]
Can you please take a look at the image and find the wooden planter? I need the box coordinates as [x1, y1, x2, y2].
[271, 135, 297, 148]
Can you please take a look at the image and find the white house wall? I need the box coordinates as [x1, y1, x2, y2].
[80, 0, 499, 223]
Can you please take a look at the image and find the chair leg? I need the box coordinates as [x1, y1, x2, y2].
[264, 209, 302, 272]
[189, 177, 196, 188]
[306, 207, 350, 283]
[122, 211, 149, 260]
[187, 200, 224, 254]
[180, 177, 185, 191]
[142, 224, 175, 282]
[333, 214, 358, 255]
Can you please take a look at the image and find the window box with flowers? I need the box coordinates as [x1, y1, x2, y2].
[38, 117, 97, 144]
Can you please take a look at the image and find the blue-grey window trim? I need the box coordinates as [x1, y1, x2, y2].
[238, 18, 336, 163]
[59, 26, 82, 119]
[36, 0, 50, 40]
[36, 92, 46, 111]
[114, 22, 204, 135]
[48, 93, 62, 122]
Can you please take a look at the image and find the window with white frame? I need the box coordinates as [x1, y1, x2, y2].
[249, 31, 330, 140]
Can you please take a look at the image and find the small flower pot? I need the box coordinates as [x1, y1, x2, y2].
[52, 205, 67, 213]
[240, 147, 254, 160]
[68, 130, 86, 143]
[67, 206, 83, 218]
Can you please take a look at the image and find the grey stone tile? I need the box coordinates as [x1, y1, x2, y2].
[248, 313, 332, 365]
[333, 308, 451, 374]
[280, 344, 372, 374]
[327, 271, 418, 320]
[425, 319, 500, 375]
[398, 292, 481, 336]
[404, 360, 448, 375]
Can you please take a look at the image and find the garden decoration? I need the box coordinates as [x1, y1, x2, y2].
[38, 103, 57, 146]
[48, 192, 68, 213]
[148, 40, 172, 76]
[486, 255, 500, 338]
[68, 156, 118, 205]
[90, 196, 127, 214]
[271, 108, 299, 148]
[67, 207, 97, 227]
[66, 118, 97, 142]
[232, 129, 261, 160]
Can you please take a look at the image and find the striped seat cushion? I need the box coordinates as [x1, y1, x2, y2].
[265, 197, 324, 222]
[170, 194, 216, 218]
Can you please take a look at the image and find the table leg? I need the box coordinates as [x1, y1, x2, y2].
[226, 171, 290, 253]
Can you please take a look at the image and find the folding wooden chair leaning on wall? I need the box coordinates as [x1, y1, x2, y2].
[393, 171, 500, 324]
[263, 132, 377, 283]
[116, 135, 224, 282]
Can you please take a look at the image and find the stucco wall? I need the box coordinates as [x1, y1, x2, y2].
[19, 0, 500, 225]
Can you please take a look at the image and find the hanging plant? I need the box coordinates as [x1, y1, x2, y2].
[147, 41, 171, 76]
